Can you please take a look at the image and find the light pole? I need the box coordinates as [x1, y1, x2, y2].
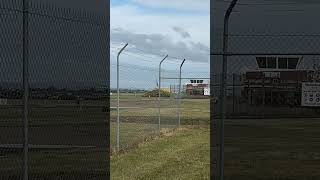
[178, 59, 186, 127]
[158, 55, 168, 132]
[116, 43, 128, 151]
[220, 0, 238, 180]
[22, 0, 29, 179]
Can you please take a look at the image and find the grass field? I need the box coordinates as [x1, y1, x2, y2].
[110, 117, 320, 180]
[111, 93, 320, 179]
[111, 127, 210, 180]
[0, 100, 109, 179]
[220, 118, 320, 180]
[110, 122, 158, 151]
[110, 93, 210, 150]
[0, 149, 108, 180]
[0, 93, 210, 178]
[2, 92, 319, 179]
[110, 93, 210, 179]
[111, 94, 210, 125]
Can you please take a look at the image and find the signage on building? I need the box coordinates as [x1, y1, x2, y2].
[264, 72, 280, 78]
[301, 83, 320, 106]
[204, 87, 210, 96]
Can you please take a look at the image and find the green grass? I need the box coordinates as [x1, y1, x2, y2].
[2, 94, 320, 179]
[220, 118, 320, 180]
[110, 97, 210, 124]
[110, 94, 209, 151]
[110, 122, 159, 151]
[0, 149, 108, 179]
[0, 95, 211, 178]
[111, 127, 210, 180]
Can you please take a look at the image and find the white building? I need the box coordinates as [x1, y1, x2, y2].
[185, 79, 210, 96]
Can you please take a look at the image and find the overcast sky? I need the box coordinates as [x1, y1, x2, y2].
[32, 0, 108, 13]
[211, 0, 320, 76]
[0, 0, 109, 89]
[110, 0, 210, 89]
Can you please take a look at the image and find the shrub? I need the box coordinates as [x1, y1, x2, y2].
[142, 89, 170, 97]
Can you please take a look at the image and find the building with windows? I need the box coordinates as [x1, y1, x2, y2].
[185, 79, 210, 96]
[211, 3, 320, 106]
[242, 56, 320, 106]
[211, 1, 320, 117]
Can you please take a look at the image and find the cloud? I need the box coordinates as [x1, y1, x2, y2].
[132, 0, 209, 12]
[111, 4, 210, 47]
[110, 2, 210, 89]
[172, 26, 191, 38]
[109, 2, 210, 89]
[111, 28, 209, 62]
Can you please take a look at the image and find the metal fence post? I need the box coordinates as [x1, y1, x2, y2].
[158, 55, 168, 132]
[116, 43, 128, 151]
[232, 74, 235, 114]
[22, 0, 29, 179]
[220, 1, 238, 180]
[178, 59, 186, 127]
[262, 74, 265, 117]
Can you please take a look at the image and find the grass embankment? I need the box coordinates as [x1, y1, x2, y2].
[111, 128, 210, 180]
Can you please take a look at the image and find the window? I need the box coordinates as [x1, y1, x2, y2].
[200, 80, 204, 83]
[256, 56, 299, 69]
[257, 57, 266, 68]
[267, 57, 277, 68]
[288, 58, 299, 69]
[278, 58, 288, 69]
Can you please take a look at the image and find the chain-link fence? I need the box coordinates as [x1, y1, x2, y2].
[212, 69, 320, 118]
[212, 1, 320, 179]
[110, 51, 159, 151]
[0, 0, 109, 179]
[110, 43, 210, 152]
[163, 72, 210, 127]
[212, 56, 320, 180]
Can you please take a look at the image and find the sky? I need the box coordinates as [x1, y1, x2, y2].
[110, 0, 210, 89]
[0, 0, 109, 89]
[211, 0, 320, 76]
[33, 0, 108, 13]
[1, 0, 209, 90]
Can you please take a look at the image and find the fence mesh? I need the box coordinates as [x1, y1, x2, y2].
[0, 1, 24, 179]
[110, 54, 159, 151]
[161, 69, 180, 129]
[0, 0, 109, 179]
[163, 70, 210, 127]
[212, 1, 320, 179]
[110, 43, 210, 152]
[212, 58, 320, 180]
